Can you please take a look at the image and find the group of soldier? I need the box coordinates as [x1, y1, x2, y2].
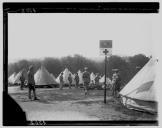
[59, 67, 121, 96]
[19, 65, 121, 100]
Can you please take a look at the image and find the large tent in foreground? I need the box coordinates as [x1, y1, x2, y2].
[34, 66, 57, 86]
[119, 58, 158, 114]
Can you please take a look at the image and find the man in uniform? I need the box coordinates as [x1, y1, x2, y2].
[75, 73, 79, 88]
[68, 74, 72, 89]
[82, 67, 90, 95]
[27, 65, 38, 100]
[112, 69, 121, 97]
[95, 73, 100, 88]
[59, 72, 64, 90]
[20, 70, 25, 90]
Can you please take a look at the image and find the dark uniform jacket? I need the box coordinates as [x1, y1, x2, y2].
[20, 74, 25, 83]
[59, 75, 64, 83]
[95, 76, 100, 84]
[68, 75, 72, 84]
[82, 71, 90, 83]
[75, 75, 79, 83]
[27, 71, 35, 85]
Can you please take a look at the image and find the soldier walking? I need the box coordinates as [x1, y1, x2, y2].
[68, 74, 72, 89]
[75, 73, 79, 88]
[112, 69, 121, 97]
[20, 71, 25, 90]
[95, 73, 100, 88]
[82, 67, 90, 95]
[27, 65, 38, 100]
[59, 72, 64, 90]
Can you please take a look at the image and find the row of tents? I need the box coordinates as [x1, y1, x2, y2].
[8, 66, 110, 86]
[8, 58, 158, 114]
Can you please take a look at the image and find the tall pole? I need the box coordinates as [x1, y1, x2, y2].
[104, 54, 107, 104]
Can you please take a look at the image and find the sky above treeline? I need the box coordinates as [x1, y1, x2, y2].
[8, 13, 157, 63]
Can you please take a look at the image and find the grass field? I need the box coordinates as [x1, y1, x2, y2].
[8, 86, 158, 122]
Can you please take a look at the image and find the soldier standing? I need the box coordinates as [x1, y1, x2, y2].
[75, 73, 79, 88]
[112, 69, 121, 97]
[20, 71, 25, 90]
[82, 67, 90, 95]
[95, 73, 100, 87]
[27, 65, 38, 100]
[68, 74, 72, 89]
[59, 72, 64, 90]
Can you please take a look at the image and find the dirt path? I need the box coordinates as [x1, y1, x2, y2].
[9, 86, 157, 121]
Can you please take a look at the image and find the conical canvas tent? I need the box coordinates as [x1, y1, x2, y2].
[71, 73, 76, 85]
[56, 68, 74, 84]
[77, 70, 83, 84]
[50, 73, 58, 84]
[99, 75, 111, 84]
[119, 58, 157, 113]
[14, 69, 28, 84]
[8, 72, 16, 84]
[56, 73, 61, 84]
[34, 66, 56, 85]
[90, 72, 96, 84]
[62, 68, 74, 84]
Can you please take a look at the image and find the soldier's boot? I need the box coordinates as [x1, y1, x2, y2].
[33, 91, 38, 100]
[28, 90, 32, 100]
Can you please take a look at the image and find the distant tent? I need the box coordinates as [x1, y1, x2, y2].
[14, 69, 28, 84]
[99, 75, 111, 84]
[63, 68, 75, 84]
[56, 68, 74, 84]
[56, 73, 61, 84]
[34, 66, 56, 85]
[71, 73, 76, 85]
[90, 72, 96, 84]
[8, 72, 16, 84]
[77, 70, 84, 84]
[119, 58, 157, 113]
[50, 73, 58, 84]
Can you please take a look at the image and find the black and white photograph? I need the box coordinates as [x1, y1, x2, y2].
[3, 2, 160, 126]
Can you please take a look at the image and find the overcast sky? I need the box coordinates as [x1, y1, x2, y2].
[8, 13, 156, 63]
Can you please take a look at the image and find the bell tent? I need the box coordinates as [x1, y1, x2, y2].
[8, 72, 16, 84]
[56, 68, 74, 84]
[77, 70, 84, 84]
[119, 58, 157, 113]
[99, 75, 111, 84]
[50, 73, 58, 84]
[90, 72, 96, 84]
[34, 66, 57, 86]
[13, 69, 28, 84]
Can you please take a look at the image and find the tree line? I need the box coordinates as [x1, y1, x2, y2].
[8, 54, 149, 86]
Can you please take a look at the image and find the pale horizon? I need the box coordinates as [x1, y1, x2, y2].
[8, 13, 155, 63]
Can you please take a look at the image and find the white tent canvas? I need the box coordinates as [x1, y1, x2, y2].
[62, 68, 74, 84]
[8, 72, 16, 84]
[56, 68, 74, 84]
[99, 75, 111, 84]
[56, 73, 61, 84]
[119, 58, 157, 113]
[34, 66, 56, 85]
[50, 73, 58, 84]
[77, 70, 83, 84]
[90, 72, 96, 84]
[14, 69, 28, 84]
[71, 73, 76, 85]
